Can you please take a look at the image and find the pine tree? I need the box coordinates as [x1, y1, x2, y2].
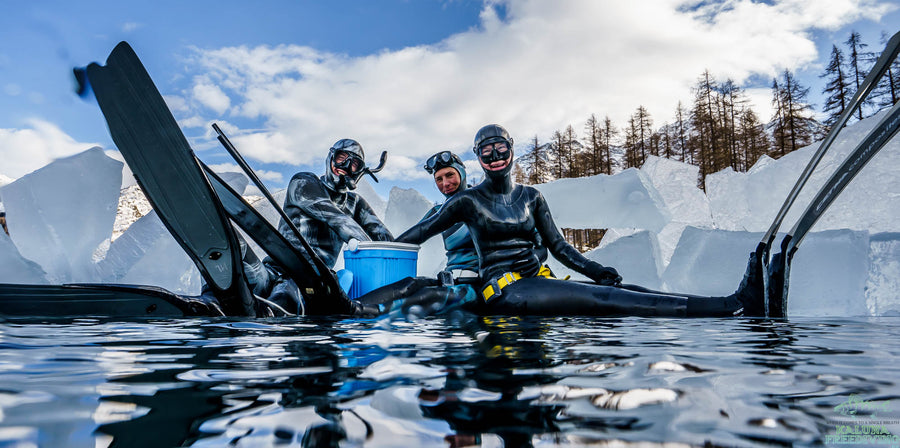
[845, 31, 871, 120]
[583, 114, 605, 176]
[623, 116, 639, 169]
[875, 31, 900, 107]
[737, 108, 769, 171]
[673, 101, 691, 164]
[550, 129, 567, 179]
[659, 123, 674, 159]
[717, 79, 747, 171]
[563, 125, 581, 177]
[821, 44, 851, 130]
[519, 135, 549, 184]
[774, 70, 818, 155]
[512, 162, 528, 184]
[769, 77, 789, 158]
[691, 70, 720, 184]
[633, 106, 653, 167]
[601, 116, 618, 174]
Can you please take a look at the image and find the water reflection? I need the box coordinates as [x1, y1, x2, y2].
[0, 316, 898, 447]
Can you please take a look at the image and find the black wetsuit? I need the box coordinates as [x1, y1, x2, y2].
[396, 167, 758, 317]
[280, 172, 393, 268]
[238, 171, 392, 315]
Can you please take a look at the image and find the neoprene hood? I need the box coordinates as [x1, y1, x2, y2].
[324, 138, 365, 193]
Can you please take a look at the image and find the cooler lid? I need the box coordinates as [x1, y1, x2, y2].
[345, 240, 420, 252]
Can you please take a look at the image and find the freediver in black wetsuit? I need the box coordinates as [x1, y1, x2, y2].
[396, 124, 765, 317]
[280, 138, 393, 268]
[239, 139, 394, 314]
[355, 151, 480, 315]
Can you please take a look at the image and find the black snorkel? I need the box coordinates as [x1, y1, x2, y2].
[359, 151, 388, 184]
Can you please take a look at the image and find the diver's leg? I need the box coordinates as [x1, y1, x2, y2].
[355, 276, 441, 309]
[401, 285, 474, 316]
[242, 250, 274, 298]
[487, 278, 688, 317]
[576, 251, 766, 317]
[606, 284, 743, 317]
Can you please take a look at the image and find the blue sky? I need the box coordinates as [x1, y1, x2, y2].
[1, 0, 898, 202]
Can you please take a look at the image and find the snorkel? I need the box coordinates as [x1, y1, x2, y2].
[324, 139, 388, 193]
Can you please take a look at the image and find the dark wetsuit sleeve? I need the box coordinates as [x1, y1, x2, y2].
[286, 174, 371, 243]
[420, 205, 439, 222]
[354, 196, 393, 242]
[396, 199, 460, 245]
[532, 192, 604, 277]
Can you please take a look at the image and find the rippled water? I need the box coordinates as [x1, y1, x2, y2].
[0, 313, 898, 447]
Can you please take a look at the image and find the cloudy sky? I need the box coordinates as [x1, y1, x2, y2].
[1, 0, 898, 201]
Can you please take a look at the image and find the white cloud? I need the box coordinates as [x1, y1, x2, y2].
[121, 22, 143, 33]
[183, 0, 895, 180]
[0, 119, 100, 179]
[192, 81, 231, 114]
[4, 83, 21, 96]
[207, 162, 284, 183]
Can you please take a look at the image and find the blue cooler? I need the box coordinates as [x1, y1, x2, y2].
[343, 241, 419, 299]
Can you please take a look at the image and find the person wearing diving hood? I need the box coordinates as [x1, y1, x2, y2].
[354, 151, 480, 316]
[420, 151, 479, 274]
[278, 138, 393, 269]
[396, 124, 766, 317]
[246, 138, 393, 315]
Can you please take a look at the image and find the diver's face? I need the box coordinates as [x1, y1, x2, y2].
[478, 142, 511, 171]
[332, 151, 363, 176]
[433, 167, 461, 195]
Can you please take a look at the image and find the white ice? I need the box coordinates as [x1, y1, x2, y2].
[533, 168, 670, 233]
[98, 210, 201, 294]
[1, 111, 898, 316]
[1, 147, 121, 283]
[382, 187, 446, 275]
[0, 230, 49, 284]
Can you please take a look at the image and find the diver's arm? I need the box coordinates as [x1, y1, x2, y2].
[284, 174, 371, 242]
[396, 199, 459, 245]
[532, 192, 621, 285]
[418, 204, 440, 223]
[354, 196, 394, 242]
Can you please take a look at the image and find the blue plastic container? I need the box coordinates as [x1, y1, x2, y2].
[343, 241, 419, 299]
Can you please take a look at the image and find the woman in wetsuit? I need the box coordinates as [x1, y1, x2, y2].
[396, 124, 765, 317]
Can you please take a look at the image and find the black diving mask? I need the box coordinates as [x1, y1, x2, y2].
[332, 151, 365, 175]
[478, 141, 511, 164]
[425, 151, 464, 174]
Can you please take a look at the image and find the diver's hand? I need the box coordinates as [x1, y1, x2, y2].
[587, 263, 622, 286]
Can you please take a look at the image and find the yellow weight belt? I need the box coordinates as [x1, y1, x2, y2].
[482, 265, 555, 302]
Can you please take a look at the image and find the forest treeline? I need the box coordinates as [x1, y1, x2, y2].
[514, 31, 900, 189]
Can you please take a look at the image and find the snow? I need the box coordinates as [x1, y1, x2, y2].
[0, 111, 898, 316]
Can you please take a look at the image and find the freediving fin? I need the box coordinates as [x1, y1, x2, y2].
[203, 164, 356, 315]
[85, 42, 256, 316]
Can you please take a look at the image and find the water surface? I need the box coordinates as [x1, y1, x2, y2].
[0, 314, 898, 447]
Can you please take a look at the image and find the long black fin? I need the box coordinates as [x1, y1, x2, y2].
[85, 42, 255, 316]
[0, 283, 223, 318]
[203, 164, 354, 315]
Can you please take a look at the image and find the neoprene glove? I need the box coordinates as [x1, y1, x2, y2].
[587, 262, 622, 286]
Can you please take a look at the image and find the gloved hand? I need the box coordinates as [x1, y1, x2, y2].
[587, 262, 622, 286]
